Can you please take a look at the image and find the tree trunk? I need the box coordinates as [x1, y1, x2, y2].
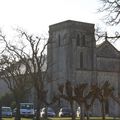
[0, 105, 2, 120]
[15, 101, 21, 120]
[44, 105, 48, 119]
[36, 95, 41, 120]
[84, 102, 90, 120]
[86, 110, 90, 120]
[70, 101, 75, 120]
[101, 101, 105, 120]
[80, 103, 84, 120]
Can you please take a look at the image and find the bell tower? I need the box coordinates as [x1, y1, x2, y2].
[47, 20, 97, 98]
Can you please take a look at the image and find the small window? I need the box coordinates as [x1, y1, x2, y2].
[76, 34, 80, 46]
[58, 34, 60, 47]
[80, 52, 83, 69]
[82, 35, 86, 46]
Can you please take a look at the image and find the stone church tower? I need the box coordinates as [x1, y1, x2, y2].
[47, 20, 120, 116]
[48, 20, 96, 84]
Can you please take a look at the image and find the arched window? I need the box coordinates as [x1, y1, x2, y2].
[58, 34, 60, 47]
[82, 35, 86, 46]
[80, 52, 83, 69]
[76, 34, 80, 46]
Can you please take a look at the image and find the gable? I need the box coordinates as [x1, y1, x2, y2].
[96, 40, 120, 58]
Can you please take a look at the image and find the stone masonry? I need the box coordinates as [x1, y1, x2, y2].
[47, 20, 120, 116]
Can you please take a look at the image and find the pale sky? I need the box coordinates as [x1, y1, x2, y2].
[0, 0, 120, 50]
[0, 0, 101, 33]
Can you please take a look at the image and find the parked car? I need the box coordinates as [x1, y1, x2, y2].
[20, 103, 35, 117]
[2, 107, 12, 118]
[58, 107, 74, 117]
[40, 107, 56, 117]
[76, 107, 80, 117]
[12, 103, 35, 117]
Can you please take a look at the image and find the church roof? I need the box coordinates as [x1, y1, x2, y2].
[96, 40, 120, 58]
[49, 20, 94, 32]
[50, 20, 94, 27]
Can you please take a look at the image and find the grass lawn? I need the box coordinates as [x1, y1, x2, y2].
[2, 118, 33, 120]
[1, 117, 120, 120]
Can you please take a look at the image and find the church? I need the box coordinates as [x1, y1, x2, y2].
[0, 20, 119, 116]
[47, 20, 120, 116]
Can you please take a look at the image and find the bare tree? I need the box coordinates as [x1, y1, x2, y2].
[56, 80, 118, 120]
[57, 81, 75, 120]
[73, 83, 89, 120]
[0, 54, 32, 120]
[97, 0, 120, 41]
[95, 28, 120, 42]
[98, 0, 120, 25]
[87, 81, 115, 120]
[57, 82, 92, 120]
[17, 30, 50, 120]
[0, 29, 50, 120]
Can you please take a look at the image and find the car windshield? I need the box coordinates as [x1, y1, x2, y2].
[62, 108, 72, 112]
[20, 104, 33, 109]
[2, 107, 12, 112]
[42, 107, 54, 112]
[47, 108, 54, 112]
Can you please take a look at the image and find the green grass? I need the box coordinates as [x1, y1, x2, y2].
[2, 118, 33, 120]
[1, 117, 120, 120]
